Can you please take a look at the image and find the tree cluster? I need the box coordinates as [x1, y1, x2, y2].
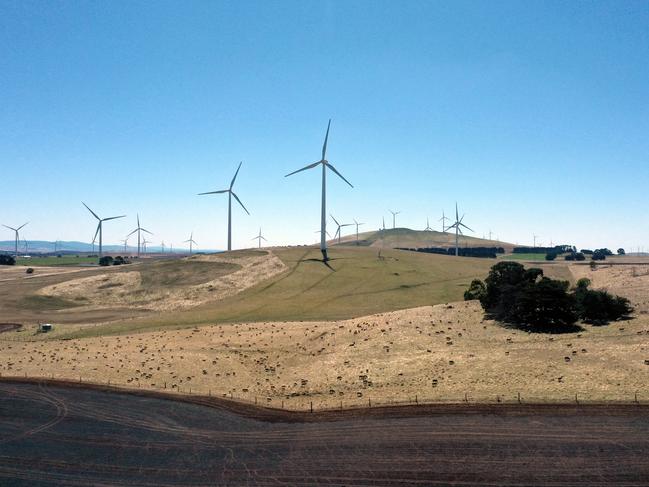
[564, 252, 586, 261]
[398, 247, 505, 258]
[464, 262, 632, 332]
[513, 245, 573, 254]
[99, 256, 131, 266]
[0, 254, 16, 266]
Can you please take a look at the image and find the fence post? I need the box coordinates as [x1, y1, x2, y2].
[282, 400, 284, 409]
[496, 394, 501, 403]
[635, 392, 639, 404]
[464, 392, 468, 403]
[255, 396, 257, 405]
[415, 394, 418, 405]
[310, 401, 313, 413]
[575, 393, 579, 405]
[368, 398, 371, 408]
[517, 392, 521, 404]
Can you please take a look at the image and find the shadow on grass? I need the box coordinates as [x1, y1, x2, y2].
[487, 315, 585, 334]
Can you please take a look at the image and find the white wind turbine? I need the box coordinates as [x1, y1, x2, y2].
[141, 237, 151, 254]
[331, 214, 352, 244]
[439, 210, 450, 233]
[2, 222, 28, 256]
[353, 218, 364, 244]
[127, 214, 152, 256]
[252, 228, 267, 249]
[184, 232, 197, 254]
[389, 209, 400, 229]
[285, 119, 353, 262]
[446, 203, 473, 256]
[424, 217, 433, 231]
[198, 162, 249, 252]
[82, 202, 125, 258]
[120, 238, 129, 253]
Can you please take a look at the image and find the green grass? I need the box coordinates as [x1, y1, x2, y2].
[21, 295, 86, 310]
[16, 256, 99, 266]
[497, 253, 550, 261]
[62, 246, 496, 338]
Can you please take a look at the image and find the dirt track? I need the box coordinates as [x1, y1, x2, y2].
[1, 381, 648, 486]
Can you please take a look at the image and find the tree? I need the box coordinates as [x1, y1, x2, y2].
[99, 256, 114, 266]
[573, 279, 633, 324]
[617, 248, 625, 255]
[592, 249, 607, 261]
[464, 279, 486, 301]
[545, 251, 557, 261]
[510, 278, 577, 328]
[0, 254, 16, 266]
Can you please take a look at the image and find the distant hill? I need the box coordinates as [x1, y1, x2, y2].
[0, 240, 211, 254]
[331, 228, 515, 252]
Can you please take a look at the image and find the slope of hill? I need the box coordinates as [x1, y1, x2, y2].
[333, 228, 515, 252]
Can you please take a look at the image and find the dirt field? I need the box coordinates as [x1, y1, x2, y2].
[1, 382, 648, 486]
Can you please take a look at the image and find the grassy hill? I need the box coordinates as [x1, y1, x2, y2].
[333, 227, 515, 252]
[60, 246, 499, 338]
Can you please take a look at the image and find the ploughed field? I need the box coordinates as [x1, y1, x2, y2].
[1, 382, 648, 486]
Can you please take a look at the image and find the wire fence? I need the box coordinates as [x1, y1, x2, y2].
[0, 373, 646, 412]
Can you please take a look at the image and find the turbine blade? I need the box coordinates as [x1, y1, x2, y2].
[460, 223, 474, 232]
[198, 189, 229, 195]
[230, 161, 242, 189]
[285, 161, 321, 177]
[137, 214, 140, 227]
[326, 162, 353, 188]
[103, 215, 126, 222]
[2, 224, 16, 231]
[141, 228, 153, 235]
[322, 119, 331, 160]
[261, 236, 267, 241]
[82, 202, 100, 220]
[17, 222, 28, 231]
[231, 192, 250, 215]
[127, 228, 139, 237]
[92, 223, 100, 243]
[330, 214, 340, 226]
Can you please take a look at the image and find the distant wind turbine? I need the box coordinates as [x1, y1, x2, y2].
[199, 162, 250, 252]
[389, 210, 401, 229]
[160, 241, 165, 253]
[382, 216, 386, 231]
[285, 119, 353, 262]
[141, 237, 151, 254]
[252, 228, 267, 249]
[127, 214, 152, 256]
[331, 214, 352, 244]
[446, 203, 473, 256]
[424, 217, 433, 231]
[2, 222, 28, 256]
[439, 210, 450, 233]
[353, 219, 364, 244]
[184, 232, 197, 254]
[120, 238, 128, 253]
[83, 202, 125, 258]
[533, 234, 539, 248]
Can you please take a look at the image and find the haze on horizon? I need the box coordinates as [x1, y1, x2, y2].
[2, 1, 648, 252]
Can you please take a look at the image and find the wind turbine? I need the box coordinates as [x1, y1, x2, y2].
[389, 210, 400, 229]
[439, 210, 450, 233]
[446, 203, 473, 256]
[424, 217, 433, 231]
[533, 234, 539, 248]
[382, 216, 386, 231]
[2, 222, 28, 256]
[331, 214, 352, 244]
[127, 214, 152, 256]
[120, 238, 129, 253]
[252, 228, 267, 249]
[160, 241, 165, 253]
[285, 119, 353, 262]
[353, 219, 364, 244]
[141, 237, 150, 254]
[184, 232, 197, 254]
[199, 162, 249, 252]
[82, 202, 125, 258]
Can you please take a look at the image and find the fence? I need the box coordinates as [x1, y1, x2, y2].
[0, 373, 646, 413]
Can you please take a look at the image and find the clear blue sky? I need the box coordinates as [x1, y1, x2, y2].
[2, 1, 648, 251]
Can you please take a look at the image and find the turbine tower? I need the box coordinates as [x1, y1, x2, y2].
[2, 222, 28, 256]
[141, 237, 150, 254]
[353, 219, 364, 244]
[446, 203, 473, 256]
[120, 238, 128, 253]
[198, 162, 250, 252]
[331, 214, 352, 244]
[83, 203, 125, 258]
[252, 228, 267, 249]
[285, 119, 353, 262]
[439, 210, 450, 233]
[127, 214, 152, 256]
[424, 217, 433, 231]
[184, 232, 197, 254]
[389, 209, 400, 229]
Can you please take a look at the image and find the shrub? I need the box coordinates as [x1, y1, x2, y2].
[0, 254, 16, 266]
[617, 248, 625, 255]
[113, 256, 125, 266]
[25, 267, 34, 274]
[464, 279, 486, 301]
[99, 256, 114, 266]
[592, 249, 607, 261]
[573, 280, 633, 324]
[545, 251, 557, 261]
